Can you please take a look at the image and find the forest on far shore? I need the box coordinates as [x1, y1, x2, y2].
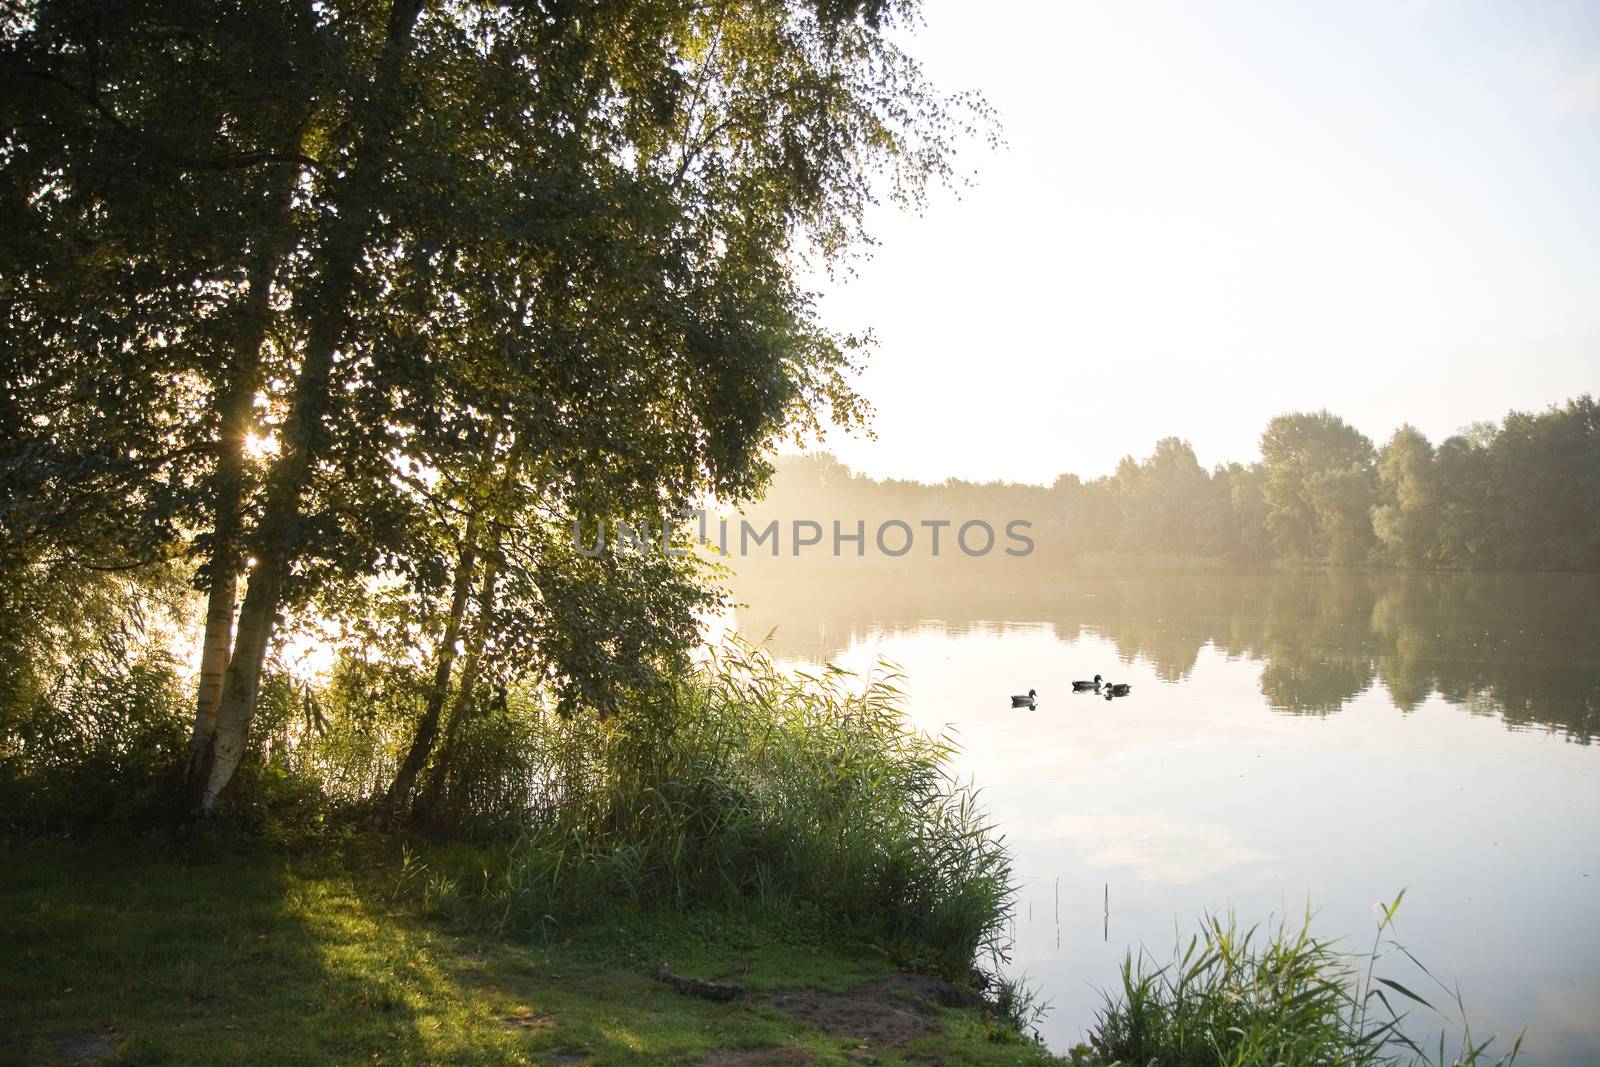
[751, 395, 1600, 571]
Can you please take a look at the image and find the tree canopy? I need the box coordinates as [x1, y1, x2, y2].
[2, 0, 986, 815]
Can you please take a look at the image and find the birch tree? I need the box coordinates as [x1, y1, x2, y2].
[3, 0, 985, 813]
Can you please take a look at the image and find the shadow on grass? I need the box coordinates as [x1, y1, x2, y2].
[1, 837, 1020, 1066]
[0, 835, 432, 1064]
[0, 836, 655, 1064]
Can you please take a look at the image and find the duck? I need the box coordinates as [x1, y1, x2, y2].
[1072, 674, 1104, 692]
[1103, 682, 1132, 698]
[1010, 688, 1038, 708]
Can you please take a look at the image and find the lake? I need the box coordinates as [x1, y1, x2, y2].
[725, 561, 1600, 1062]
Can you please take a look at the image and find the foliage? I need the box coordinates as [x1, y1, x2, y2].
[1079, 894, 1522, 1067]
[749, 395, 1600, 571]
[483, 640, 1015, 977]
[2, 0, 991, 810]
[0, 561, 192, 828]
[1372, 425, 1438, 567]
[1259, 411, 1378, 563]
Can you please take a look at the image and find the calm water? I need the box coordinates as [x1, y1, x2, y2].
[727, 562, 1600, 1062]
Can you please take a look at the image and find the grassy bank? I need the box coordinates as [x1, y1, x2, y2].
[5, 642, 1016, 985]
[2, 640, 1048, 1064]
[2, 643, 1530, 1067]
[0, 836, 1055, 1066]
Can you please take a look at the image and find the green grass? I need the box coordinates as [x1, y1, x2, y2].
[0, 835, 1058, 1066]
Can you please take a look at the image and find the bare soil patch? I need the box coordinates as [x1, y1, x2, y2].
[754, 973, 981, 1052]
[59, 1032, 118, 1065]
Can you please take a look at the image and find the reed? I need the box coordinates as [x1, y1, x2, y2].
[483, 640, 1015, 976]
[1080, 891, 1522, 1067]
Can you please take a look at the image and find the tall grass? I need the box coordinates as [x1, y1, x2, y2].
[1080, 891, 1522, 1067]
[483, 640, 1015, 975]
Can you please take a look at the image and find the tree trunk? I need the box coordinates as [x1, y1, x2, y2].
[194, 0, 429, 813]
[182, 164, 299, 808]
[414, 530, 501, 823]
[381, 515, 480, 818]
[388, 428, 517, 821]
[413, 427, 523, 824]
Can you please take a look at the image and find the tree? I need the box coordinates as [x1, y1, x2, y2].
[1112, 437, 1210, 555]
[4, 0, 359, 808]
[1259, 411, 1377, 562]
[1484, 397, 1600, 570]
[1430, 430, 1493, 567]
[1371, 425, 1437, 567]
[3, 0, 985, 812]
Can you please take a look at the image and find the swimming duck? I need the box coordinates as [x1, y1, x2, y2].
[1010, 688, 1038, 708]
[1072, 674, 1103, 692]
[1104, 682, 1131, 697]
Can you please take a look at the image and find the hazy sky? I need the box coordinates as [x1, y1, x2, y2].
[804, 0, 1600, 485]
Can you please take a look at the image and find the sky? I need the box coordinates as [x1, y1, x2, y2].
[803, 0, 1600, 485]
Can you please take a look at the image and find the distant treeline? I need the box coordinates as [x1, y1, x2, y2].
[753, 395, 1600, 571]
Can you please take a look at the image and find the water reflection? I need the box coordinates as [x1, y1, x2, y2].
[725, 559, 1600, 1061]
[731, 561, 1600, 742]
